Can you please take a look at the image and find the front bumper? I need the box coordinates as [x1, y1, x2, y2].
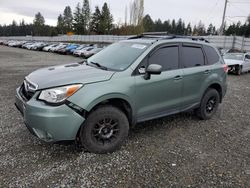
[15, 87, 85, 142]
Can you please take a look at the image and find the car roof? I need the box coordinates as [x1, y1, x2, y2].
[121, 35, 216, 48]
[121, 38, 156, 44]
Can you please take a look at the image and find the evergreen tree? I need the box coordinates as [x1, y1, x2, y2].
[100, 2, 113, 34]
[10, 20, 18, 36]
[154, 19, 163, 32]
[182, 22, 185, 34]
[193, 25, 198, 35]
[33, 12, 45, 25]
[82, 0, 91, 34]
[90, 6, 102, 34]
[19, 19, 26, 36]
[63, 6, 73, 33]
[186, 23, 192, 35]
[171, 19, 176, 34]
[73, 3, 84, 34]
[143, 14, 154, 32]
[33, 12, 45, 36]
[176, 18, 184, 35]
[163, 20, 171, 33]
[196, 21, 206, 35]
[236, 21, 241, 35]
[245, 15, 250, 37]
[207, 23, 215, 35]
[57, 14, 64, 34]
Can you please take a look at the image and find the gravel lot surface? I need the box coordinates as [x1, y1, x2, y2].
[0, 45, 250, 187]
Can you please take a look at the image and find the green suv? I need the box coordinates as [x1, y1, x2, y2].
[15, 35, 227, 153]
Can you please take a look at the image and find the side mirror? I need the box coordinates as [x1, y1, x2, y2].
[144, 64, 162, 80]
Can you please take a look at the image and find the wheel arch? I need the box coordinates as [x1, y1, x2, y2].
[207, 83, 223, 103]
[75, 95, 134, 143]
[85, 94, 135, 126]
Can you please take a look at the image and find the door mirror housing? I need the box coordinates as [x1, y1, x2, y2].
[144, 64, 162, 80]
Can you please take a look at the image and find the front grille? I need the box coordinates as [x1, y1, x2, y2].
[20, 84, 35, 101]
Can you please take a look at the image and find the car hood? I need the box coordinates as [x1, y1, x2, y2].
[224, 59, 244, 66]
[26, 63, 115, 90]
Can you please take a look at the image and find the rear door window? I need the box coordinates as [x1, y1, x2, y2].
[203, 45, 220, 65]
[182, 45, 205, 68]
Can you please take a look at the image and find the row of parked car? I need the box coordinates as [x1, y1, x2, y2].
[0, 40, 106, 58]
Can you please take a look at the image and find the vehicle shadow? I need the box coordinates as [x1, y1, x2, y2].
[49, 111, 198, 154]
[130, 111, 198, 135]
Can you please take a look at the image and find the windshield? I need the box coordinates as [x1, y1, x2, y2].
[88, 42, 149, 71]
[224, 53, 244, 60]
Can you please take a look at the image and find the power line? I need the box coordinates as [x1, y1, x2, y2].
[205, 0, 220, 20]
[228, 2, 250, 14]
[229, 1, 250, 3]
[227, 16, 249, 18]
[225, 17, 235, 23]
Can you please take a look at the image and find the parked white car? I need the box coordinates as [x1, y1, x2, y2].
[22, 42, 34, 49]
[82, 47, 103, 58]
[43, 44, 58, 52]
[8, 40, 20, 47]
[223, 53, 250, 75]
[50, 43, 68, 52]
[73, 46, 95, 57]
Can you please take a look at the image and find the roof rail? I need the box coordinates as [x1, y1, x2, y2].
[128, 33, 209, 43]
[142, 32, 169, 35]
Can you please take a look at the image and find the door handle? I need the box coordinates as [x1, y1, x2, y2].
[174, 75, 183, 80]
[204, 70, 211, 74]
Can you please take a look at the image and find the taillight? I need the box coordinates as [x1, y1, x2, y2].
[223, 64, 228, 73]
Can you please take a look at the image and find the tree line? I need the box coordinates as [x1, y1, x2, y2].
[56, 1, 113, 35]
[0, 0, 249, 37]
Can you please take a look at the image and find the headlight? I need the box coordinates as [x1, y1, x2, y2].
[39, 84, 82, 104]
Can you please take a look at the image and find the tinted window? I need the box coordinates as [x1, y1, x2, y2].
[182, 46, 205, 68]
[204, 45, 220, 65]
[149, 46, 179, 71]
[245, 55, 250, 60]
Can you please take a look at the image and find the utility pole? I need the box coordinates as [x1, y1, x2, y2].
[219, 0, 228, 35]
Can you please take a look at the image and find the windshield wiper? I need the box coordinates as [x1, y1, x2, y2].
[89, 61, 108, 70]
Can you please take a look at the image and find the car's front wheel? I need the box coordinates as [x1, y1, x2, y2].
[79, 105, 129, 154]
[196, 88, 220, 120]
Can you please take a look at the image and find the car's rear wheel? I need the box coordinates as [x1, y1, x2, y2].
[196, 88, 220, 120]
[79, 105, 129, 154]
[236, 65, 242, 75]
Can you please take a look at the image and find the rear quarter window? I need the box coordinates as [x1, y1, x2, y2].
[203, 45, 220, 65]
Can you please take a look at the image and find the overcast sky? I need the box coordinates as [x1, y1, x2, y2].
[0, 0, 249, 28]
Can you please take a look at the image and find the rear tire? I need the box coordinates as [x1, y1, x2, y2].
[236, 65, 242, 75]
[79, 105, 129, 154]
[196, 88, 220, 120]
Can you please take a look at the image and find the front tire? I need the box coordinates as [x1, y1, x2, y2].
[79, 105, 129, 154]
[196, 88, 220, 120]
